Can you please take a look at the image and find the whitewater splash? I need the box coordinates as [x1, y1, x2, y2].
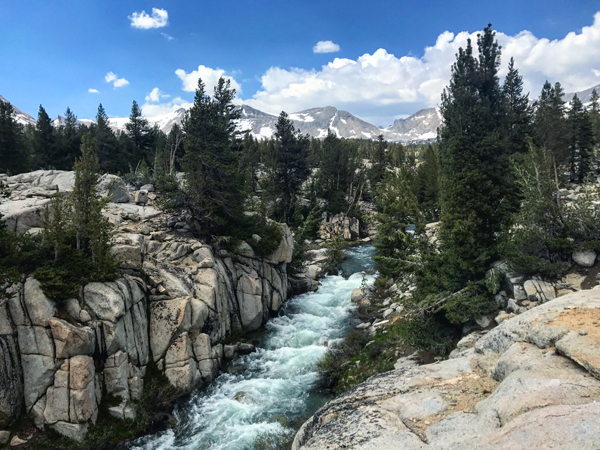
[130, 245, 375, 450]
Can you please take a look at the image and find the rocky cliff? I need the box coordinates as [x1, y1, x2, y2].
[292, 288, 600, 449]
[0, 170, 293, 444]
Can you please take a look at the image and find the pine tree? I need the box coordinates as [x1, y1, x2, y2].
[33, 105, 57, 168]
[55, 107, 82, 170]
[273, 111, 310, 223]
[437, 24, 512, 288]
[589, 89, 600, 144]
[124, 100, 154, 169]
[154, 123, 183, 177]
[181, 77, 243, 235]
[316, 130, 363, 215]
[70, 134, 116, 275]
[92, 104, 122, 173]
[503, 58, 533, 156]
[0, 100, 27, 174]
[414, 144, 440, 222]
[567, 95, 595, 182]
[369, 135, 387, 185]
[373, 168, 424, 279]
[534, 81, 568, 176]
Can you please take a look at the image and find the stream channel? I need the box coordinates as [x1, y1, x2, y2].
[129, 244, 376, 450]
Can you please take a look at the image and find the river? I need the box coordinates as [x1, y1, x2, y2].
[129, 244, 375, 450]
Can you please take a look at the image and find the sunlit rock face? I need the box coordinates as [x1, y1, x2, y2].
[292, 288, 600, 450]
[0, 170, 293, 440]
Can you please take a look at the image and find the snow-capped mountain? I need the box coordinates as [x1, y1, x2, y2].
[384, 108, 442, 142]
[105, 108, 187, 134]
[49, 108, 187, 134]
[0, 93, 439, 142]
[51, 115, 95, 128]
[237, 105, 279, 139]
[236, 105, 385, 140]
[0, 94, 439, 142]
[0, 95, 36, 126]
[149, 108, 187, 134]
[564, 83, 600, 104]
[5, 81, 600, 144]
[290, 106, 384, 139]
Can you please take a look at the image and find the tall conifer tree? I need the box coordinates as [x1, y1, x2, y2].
[56, 107, 82, 170]
[124, 100, 154, 168]
[0, 100, 27, 174]
[33, 105, 57, 168]
[92, 104, 121, 173]
[181, 77, 243, 235]
[438, 24, 511, 287]
[273, 111, 310, 223]
[589, 89, 600, 144]
[567, 94, 595, 182]
[534, 82, 568, 176]
[503, 57, 532, 156]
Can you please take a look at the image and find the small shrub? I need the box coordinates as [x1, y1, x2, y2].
[322, 237, 346, 275]
[394, 315, 455, 356]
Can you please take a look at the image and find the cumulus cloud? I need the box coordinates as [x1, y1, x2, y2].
[145, 87, 170, 103]
[161, 32, 174, 41]
[244, 12, 600, 123]
[313, 40, 341, 53]
[129, 8, 168, 29]
[88, 88, 99, 94]
[175, 65, 242, 94]
[105, 72, 129, 88]
[141, 95, 192, 119]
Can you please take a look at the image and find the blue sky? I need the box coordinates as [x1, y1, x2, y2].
[2, 1, 600, 127]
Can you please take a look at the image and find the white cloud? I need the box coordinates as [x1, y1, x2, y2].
[88, 88, 99, 94]
[113, 78, 129, 87]
[161, 32, 174, 41]
[105, 72, 129, 88]
[313, 40, 341, 53]
[244, 12, 600, 123]
[175, 65, 242, 95]
[141, 96, 192, 119]
[145, 87, 170, 103]
[129, 8, 168, 29]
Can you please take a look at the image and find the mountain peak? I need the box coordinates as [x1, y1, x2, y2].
[0, 94, 36, 126]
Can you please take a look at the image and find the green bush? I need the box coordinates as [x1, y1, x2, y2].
[394, 315, 455, 356]
[322, 237, 346, 275]
[223, 216, 283, 258]
[501, 145, 600, 277]
[442, 283, 497, 325]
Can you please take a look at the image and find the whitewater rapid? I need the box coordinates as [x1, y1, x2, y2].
[130, 244, 375, 450]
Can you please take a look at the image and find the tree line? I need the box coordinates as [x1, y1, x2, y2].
[372, 24, 600, 352]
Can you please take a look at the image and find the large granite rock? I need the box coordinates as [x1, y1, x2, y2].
[572, 250, 597, 267]
[0, 171, 294, 442]
[319, 213, 360, 241]
[0, 170, 134, 234]
[293, 288, 600, 450]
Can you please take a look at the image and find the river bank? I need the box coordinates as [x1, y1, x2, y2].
[127, 245, 375, 450]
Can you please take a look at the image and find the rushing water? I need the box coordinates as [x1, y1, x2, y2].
[130, 244, 376, 450]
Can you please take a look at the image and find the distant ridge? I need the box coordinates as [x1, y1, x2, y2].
[5, 82, 600, 143]
[0, 94, 36, 126]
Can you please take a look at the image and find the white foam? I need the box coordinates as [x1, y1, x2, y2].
[129, 246, 375, 450]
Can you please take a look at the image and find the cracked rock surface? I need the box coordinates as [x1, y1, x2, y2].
[293, 288, 600, 450]
[0, 170, 294, 441]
